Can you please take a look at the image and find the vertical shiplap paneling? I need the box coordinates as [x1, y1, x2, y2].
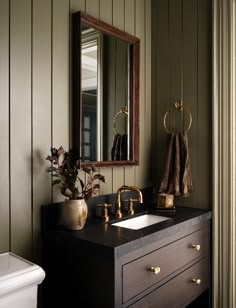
[124, 0, 136, 186]
[0, 0, 153, 260]
[71, 0, 85, 13]
[85, 0, 99, 16]
[153, 0, 170, 190]
[151, 0, 157, 189]
[125, 0, 135, 32]
[100, 0, 112, 24]
[0, 0, 10, 253]
[10, 0, 32, 259]
[169, 0, 182, 129]
[135, 0, 146, 188]
[112, 0, 125, 192]
[153, 0, 211, 209]
[52, 0, 70, 202]
[113, 0, 124, 29]
[99, 0, 113, 194]
[144, 0, 152, 187]
[32, 0, 52, 262]
[179, 0, 198, 208]
[197, 0, 212, 209]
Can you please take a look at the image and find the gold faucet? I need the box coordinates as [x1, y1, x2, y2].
[115, 185, 143, 218]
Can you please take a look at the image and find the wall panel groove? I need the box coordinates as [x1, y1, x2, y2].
[136, 0, 146, 188]
[32, 0, 52, 262]
[145, 0, 152, 187]
[0, 0, 10, 253]
[10, 0, 32, 259]
[52, 0, 70, 203]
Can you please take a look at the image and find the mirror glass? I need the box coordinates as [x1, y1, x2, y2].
[72, 11, 140, 167]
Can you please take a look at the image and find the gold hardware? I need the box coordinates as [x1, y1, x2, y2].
[192, 278, 201, 285]
[97, 203, 112, 222]
[115, 202, 123, 219]
[192, 244, 201, 251]
[126, 198, 137, 215]
[163, 100, 192, 133]
[127, 198, 136, 215]
[115, 185, 143, 219]
[123, 198, 138, 215]
[149, 266, 161, 275]
[113, 106, 128, 135]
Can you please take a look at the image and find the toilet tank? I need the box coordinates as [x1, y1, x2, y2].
[0, 252, 45, 308]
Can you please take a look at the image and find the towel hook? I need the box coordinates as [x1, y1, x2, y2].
[113, 106, 128, 135]
[163, 101, 192, 133]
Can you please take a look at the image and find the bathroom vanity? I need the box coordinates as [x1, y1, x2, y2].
[43, 207, 211, 308]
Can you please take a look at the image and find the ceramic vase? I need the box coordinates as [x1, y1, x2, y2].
[62, 199, 88, 230]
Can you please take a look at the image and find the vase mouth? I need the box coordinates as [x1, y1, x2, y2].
[65, 198, 86, 203]
[65, 197, 84, 201]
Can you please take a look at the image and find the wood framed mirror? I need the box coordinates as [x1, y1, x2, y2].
[72, 11, 140, 167]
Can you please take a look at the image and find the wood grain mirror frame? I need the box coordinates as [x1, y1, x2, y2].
[72, 11, 140, 167]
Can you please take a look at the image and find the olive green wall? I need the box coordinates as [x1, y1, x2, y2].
[0, 0, 211, 261]
[151, 0, 212, 209]
[0, 0, 152, 260]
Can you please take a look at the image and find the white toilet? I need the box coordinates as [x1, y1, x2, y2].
[0, 252, 45, 308]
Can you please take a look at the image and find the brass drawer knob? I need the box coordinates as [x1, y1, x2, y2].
[192, 244, 201, 251]
[192, 278, 201, 285]
[149, 266, 161, 275]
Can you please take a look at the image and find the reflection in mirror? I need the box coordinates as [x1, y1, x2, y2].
[72, 11, 140, 167]
[81, 25, 130, 162]
[81, 26, 100, 162]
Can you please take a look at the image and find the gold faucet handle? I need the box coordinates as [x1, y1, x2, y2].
[123, 198, 137, 215]
[97, 203, 112, 222]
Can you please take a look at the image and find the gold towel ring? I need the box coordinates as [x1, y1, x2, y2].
[163, 101, 192, 133]
[113, 106, 128, 135]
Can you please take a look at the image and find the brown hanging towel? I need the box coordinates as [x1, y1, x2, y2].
[179, 132, 193, 196]
[111, 133, 128, 161]
[159, 132, 192, 197]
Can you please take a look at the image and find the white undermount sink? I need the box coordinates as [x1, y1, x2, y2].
[111, 214, 170, 230]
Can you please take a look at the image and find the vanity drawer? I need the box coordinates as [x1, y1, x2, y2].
[123, 225, 210, 303]
[129, 257, 209, 308]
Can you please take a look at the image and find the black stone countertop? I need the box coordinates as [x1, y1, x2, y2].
[45, 206, 212, 257]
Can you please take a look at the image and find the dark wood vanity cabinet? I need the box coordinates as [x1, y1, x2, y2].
[43, 208, 211, 308]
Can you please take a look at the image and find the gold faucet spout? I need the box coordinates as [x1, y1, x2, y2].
[116, 185, 130, 202]
[129, 186, 143, 203]
[115, 185, 129, 218]
[115, 185, 143, 218]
